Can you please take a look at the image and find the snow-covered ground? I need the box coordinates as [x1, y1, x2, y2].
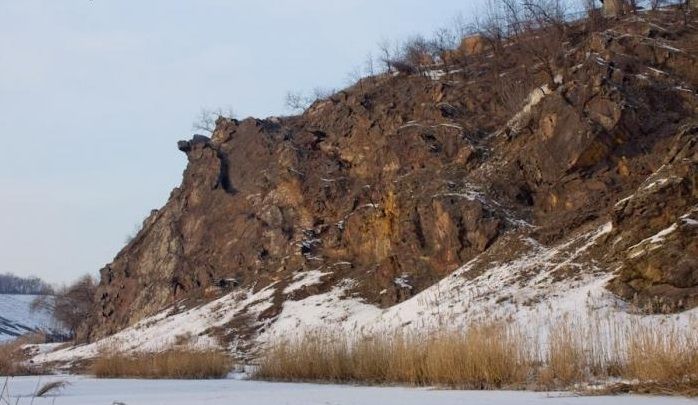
[32, 220, 698, 365]
[0, 294, 59, 342]
[1, 376, 695, 405]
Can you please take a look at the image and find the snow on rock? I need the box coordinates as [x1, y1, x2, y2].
[259, 221, 696, 347]
[31, 220, 697, 365]
[627, 223, 679, 258]
[393, 274, 413, 290]
[283, 269, 332, 294]
[627, 205, 698, 259]
[502, 84, 552, 136]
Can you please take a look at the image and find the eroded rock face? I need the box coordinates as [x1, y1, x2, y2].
[84, 11, 698, 342]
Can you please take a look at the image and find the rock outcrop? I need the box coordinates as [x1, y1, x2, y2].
[82, 9, 698, 345]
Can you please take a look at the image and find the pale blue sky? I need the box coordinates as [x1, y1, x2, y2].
[0, 0, 489, 284]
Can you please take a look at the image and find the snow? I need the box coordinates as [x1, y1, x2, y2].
[422, 68, 462, 81]
[647, 67, 668, 76]
[0, 294, 60, 342]
[284, 270, 331, 294]
[393, 274, 412, 290]
[258, 221, 697, 349]
[33, 218, 698, 366]
[33, 284, 278, 364]
[503, 84, 552, 135]
[681, 209, 698, 227]
[614, 194, 635, 207]
[642, 177, 672, 190]
[2, 375, 695, 405]
[627, 222, 678, 258]
[627, 205, 697, 258]
[396, 121, 464, 132]
[658, 43, 683, 53]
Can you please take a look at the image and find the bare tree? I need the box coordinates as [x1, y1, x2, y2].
[679, 0, 693, 26]
[475, 0, 507, 64]
[501, 0, 526, 37]
[402, 35, 433, 73]
[346, 65, 365, 93]
[582, 0, 606, 31]
[522, 0, 567, 35]
[285, 90, 311, 112]
[364, 51, 376, 81]
[649, 0, 664, 10]
[32, 275, 97, 338]
[311, 87, 335, 100]
[451, 11, 471, 40]
[0, 273, 52, 295]
[285, 88, 334, 113]
[431, 27, 459, 66]
[192, 107, 236, 134]
[377, 38, 395, 73]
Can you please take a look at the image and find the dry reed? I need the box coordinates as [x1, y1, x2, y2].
[92, 348, 232, 379]
[255, 317, 698, 396]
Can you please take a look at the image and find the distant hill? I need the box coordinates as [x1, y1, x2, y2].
[0, 294, 62, 342]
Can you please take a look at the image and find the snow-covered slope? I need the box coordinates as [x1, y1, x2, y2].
[32, 220, 698, 365]
[0, 294, 59, 342]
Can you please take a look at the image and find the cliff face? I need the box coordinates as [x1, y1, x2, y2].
[86, 11, 698, 343]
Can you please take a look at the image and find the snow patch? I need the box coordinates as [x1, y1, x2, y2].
[284, 270, 332, 294]
[503, 84, 552, 136]
[33, 284, 278, 364]
[0, 294, 62, 342]
[627, 223, 678, 258]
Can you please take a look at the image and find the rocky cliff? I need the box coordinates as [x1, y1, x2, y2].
[83, 9, 697, 347]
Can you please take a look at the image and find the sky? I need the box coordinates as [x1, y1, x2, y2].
[0, 0, 490, 285]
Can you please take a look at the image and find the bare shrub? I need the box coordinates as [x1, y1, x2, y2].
[496, 74, 536, 116]
[285, 87, 335, 113]
[285, 90, 311, 112]
[430, 27, 458, 66]
[519, 0, 570, 82]
[32, 275, 97, 340]
[0, 334, 50, 377]
[582, 0, 606, 32]
[92, 348, 232, 379]
[384, 35, 436, 75]
[0, 341, 29, 376]
[474, 0, 507, 63]
[192, 107, 236, 134]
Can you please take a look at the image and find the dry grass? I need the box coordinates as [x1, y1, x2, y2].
[35, 380, 69, 397]
[0, 341, 27, 376]
[92, 348, 232, 379]
[257, 323, 532, 389]
[255, 318, 698, 396]
[0, 338, 42, 377]
[624, 324, 698, 396]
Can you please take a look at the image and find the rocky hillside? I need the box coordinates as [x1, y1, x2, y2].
[69, 8, 696, 355]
